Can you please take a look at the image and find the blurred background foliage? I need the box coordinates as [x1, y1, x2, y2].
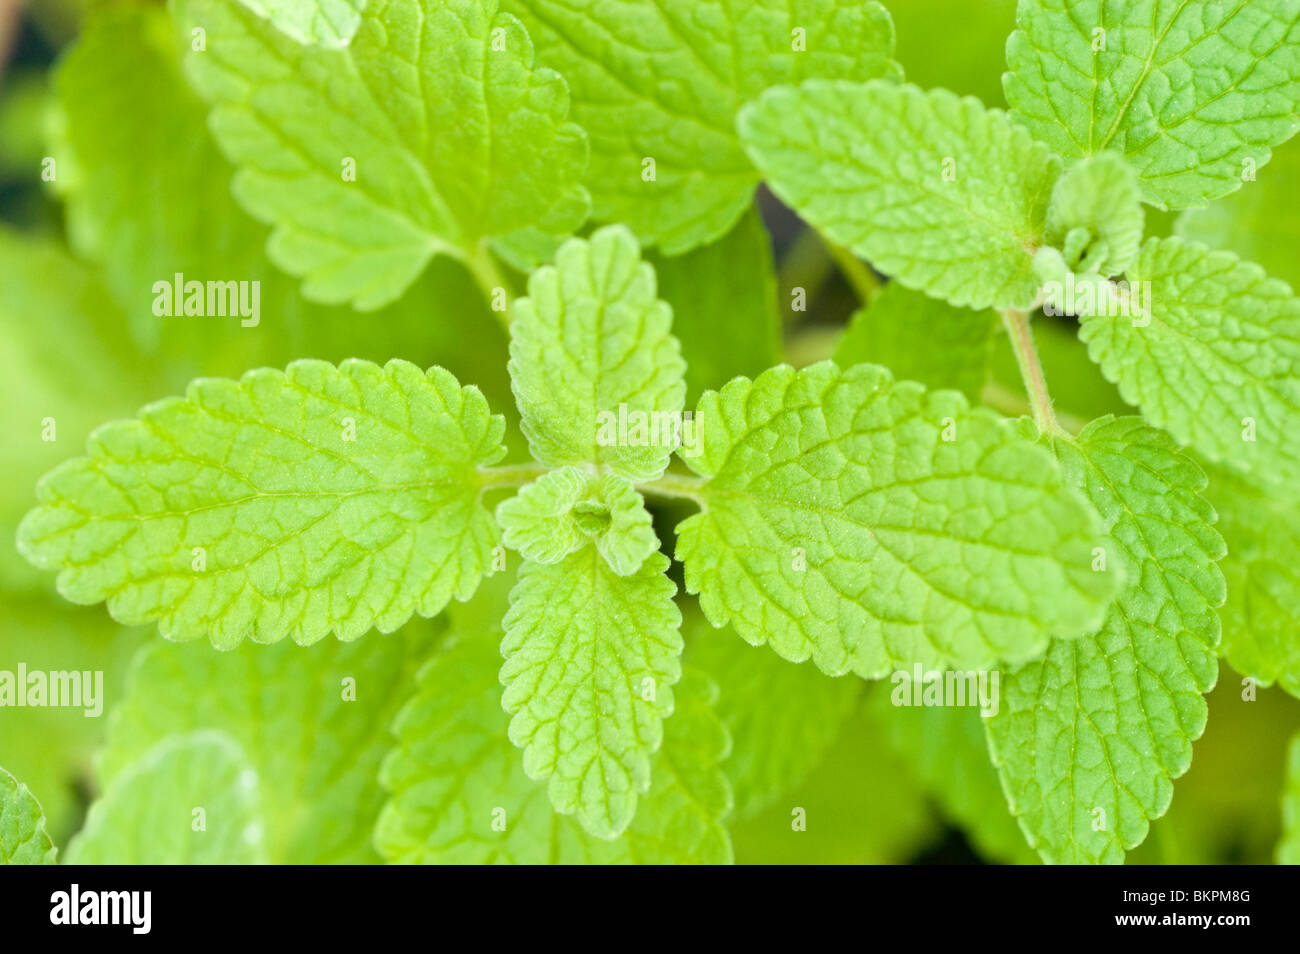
[1, 0, 1297, 864]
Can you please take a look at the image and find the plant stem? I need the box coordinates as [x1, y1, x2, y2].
[478, 461, 550, 489]
[466, 241, 514, 333]
[1000, 307, 1066, 437]
[637, 472, 706, 503]
[824, 237, 881, 305]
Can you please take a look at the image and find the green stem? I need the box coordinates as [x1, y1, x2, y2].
[824, 237, 881, 305]
[478, 461, 549, 490]
[1000, 307, 1065, 437]
[637, 472, 706, 503]
[466, 241, 514, 333]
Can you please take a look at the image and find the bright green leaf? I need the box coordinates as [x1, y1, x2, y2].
[986, 417, 1225, 864]
[96, 626, 432, 862]
[66, 731, 268, 864]
[1202, 462, 1300, 698]
[677, 361, 1120, 678]
[496, 466, 657, 575]
[509, 226, 686, 482]
[1177, 139, 1300, 287]
[0, 766, 56, 865]
[501, 550, 682, 838]
[1079, 237, 1300, 488]
[833, 282, 998, 402]
[18, 359, 504, 647]
[173, 0, 589, 309]
[1044, 152, 1144, 276]
[501, 0, 899, 253]
[1006, 0, 1300, 210]
[739, 80, 1061, 310]
[377, 631, 731, 863]
[239, 0, 366, 47]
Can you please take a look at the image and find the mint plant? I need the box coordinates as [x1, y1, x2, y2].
[3, 0, 1300, 866]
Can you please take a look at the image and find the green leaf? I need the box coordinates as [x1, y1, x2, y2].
[875, 699, 1037, 864]
[1281, 732, 1300, 864]
[53, 4, 521, 423]
[501, 550, 682, 838]
[739, 79, 1061, 310]
[501, 0, 899, 253]
[496, 467, 657, 575]
[1044, 152, 1144, 276]
[239, 0, 366, 47]
[96, 626, 432, 862]
[509, 226, 686, 482]
[687, 615, 860, 819]
[1006, 0, 1300, 210]
[66, 731, 268, 864]
[1079, 236, 1300, 488]
[377, 631, 731, 863]
[833, 282, 998, 402]
[0, 228, 154, 593]
[173, 0, 589, 309]
[1202, 462, 1300, 698]
[0, 767, 56, 865]
[730, 689, 937, 863]
[1177, 139, 1300, 287]
[17, 359, 505, 647]
[986, 417, 1225, 864]
[650, 207, 782, 406]
[677, 361, 1120, 677]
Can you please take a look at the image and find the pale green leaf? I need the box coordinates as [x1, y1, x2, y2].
[496, 467, 658, 576]
[96, 625, 432, 862]
[1044, 152, 1144, 276]
[65, 731, 268, 864]
[1202, 462, 1300, 698]
[833, 282, 998, 402]
[18, 359, 505, 647]
[687, 615, 860, 819]
[986, 417, 1225, 864]
[739, 79, 1061, 310]
[875, 698, 1037, 864]
[677, 361, 1120, 677]
[1079, 236, 1300, 487]
[53, 5, 521, 426]
[173, 0, 589, 309]
[501, 0, 899, 253]
[509, 226, 686, 482]
[501, 550, 682, 838]
[1281, 732, 1300, 864]
[0, 767, 56, 865]
[377, 632, 731, 863]
[239, 0, 366, 47]
[1176, 139, 1300, 287]
[649, 207, 782, 406]
[1006, 0, 1300, 210]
